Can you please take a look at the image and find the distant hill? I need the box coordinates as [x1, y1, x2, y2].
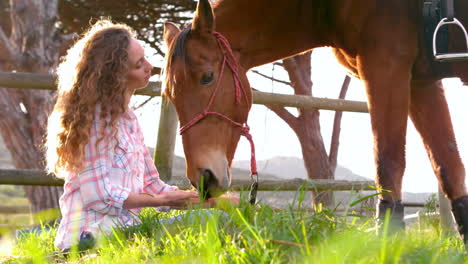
[233, 156, 434, 204]
[233, 156, 371, 181]
[148, 147, 281, 183]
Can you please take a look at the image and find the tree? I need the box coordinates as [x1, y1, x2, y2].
[0, 0, 196, 215]
[0, 0, 66, 215]
[58, 0, 196, 57]
[254, 51, 351, 206]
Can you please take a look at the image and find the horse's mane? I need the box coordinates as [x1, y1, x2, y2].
[163, 0, 338, 98]
[163, 26, 191, 99]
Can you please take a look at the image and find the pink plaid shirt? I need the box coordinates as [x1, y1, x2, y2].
[54, 107, 177, 250]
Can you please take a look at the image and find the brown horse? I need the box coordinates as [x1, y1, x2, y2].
[163, 0, 468, 238]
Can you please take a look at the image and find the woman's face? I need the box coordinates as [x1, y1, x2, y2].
[127, 38, 152, 91]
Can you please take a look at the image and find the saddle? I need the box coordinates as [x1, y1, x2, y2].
[423, 0, 468, 62]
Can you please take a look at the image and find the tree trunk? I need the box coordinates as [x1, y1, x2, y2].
[281, 52, 333, 206]
[295, 110, 334, 206]
[328, 75, 351, 173]
[0, 0, 64, 216]
[262, 51, 349, 207]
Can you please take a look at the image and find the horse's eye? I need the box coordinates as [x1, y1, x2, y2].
[200, 72, 214, 85]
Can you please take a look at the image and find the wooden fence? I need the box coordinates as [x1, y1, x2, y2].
[0, 71, 368, 182]
[0, 72, 454, 230]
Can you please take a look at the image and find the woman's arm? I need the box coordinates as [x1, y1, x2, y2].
[140, 138, 179, 195]
[123, 191, 241, 210]
[122, 190, 199, 209]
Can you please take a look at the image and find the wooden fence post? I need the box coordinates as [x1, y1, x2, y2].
[438, 186, 455, 234]
[153, 97, 178, 181]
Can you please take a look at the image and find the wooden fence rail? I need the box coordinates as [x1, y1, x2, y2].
[0, 205, 30, 214]
[0, 72, 369, 113]
[0, 169, 375, 191]
[0, 203, 432, 215]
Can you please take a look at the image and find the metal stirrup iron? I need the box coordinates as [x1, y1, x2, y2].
[433, 0, 468, 61]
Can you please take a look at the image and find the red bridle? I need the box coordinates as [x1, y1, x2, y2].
[178, 31, 258, 204]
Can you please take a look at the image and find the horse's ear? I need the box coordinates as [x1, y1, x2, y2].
[191, 0, 214, 34]
[163, 22, 180, 46]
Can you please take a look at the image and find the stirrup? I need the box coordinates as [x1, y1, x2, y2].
[433, 18, 468, 62]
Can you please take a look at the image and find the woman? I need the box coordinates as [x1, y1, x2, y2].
[46, 20, 226, 251]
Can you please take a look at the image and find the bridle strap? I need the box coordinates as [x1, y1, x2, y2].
[178, 31, 258, 203]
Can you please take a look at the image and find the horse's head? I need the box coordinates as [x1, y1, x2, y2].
[163, 0, 252, 198]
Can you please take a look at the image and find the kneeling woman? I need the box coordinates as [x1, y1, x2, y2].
[46, 20, 231, 251]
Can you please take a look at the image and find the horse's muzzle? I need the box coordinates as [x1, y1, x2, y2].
[194, 168, 228, 199]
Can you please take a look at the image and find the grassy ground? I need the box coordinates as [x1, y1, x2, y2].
[0, 186, 30, 235]
[0, 193, 467, 264]
[0, 186, 28, 207]
[0, 185, 31, 232]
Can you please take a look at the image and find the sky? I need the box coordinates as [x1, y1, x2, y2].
[135, 47, 468, 194]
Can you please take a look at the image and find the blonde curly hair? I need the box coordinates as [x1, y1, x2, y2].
[46, 20, 136, 178]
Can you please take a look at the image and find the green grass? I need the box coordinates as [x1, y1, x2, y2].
[1, 194, 467, 264]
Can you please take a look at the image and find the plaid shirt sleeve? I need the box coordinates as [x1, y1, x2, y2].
[141, 141, 179, 196]
[78, 119, 131, 216]
[134, 119, 178, 196]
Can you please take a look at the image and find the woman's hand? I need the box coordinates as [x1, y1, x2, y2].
[158, 190, 200, 208]
[206, 193, 240, 208]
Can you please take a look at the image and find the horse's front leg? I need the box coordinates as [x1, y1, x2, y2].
[410, 80, 468, 242]
[358, 51, 415, 231]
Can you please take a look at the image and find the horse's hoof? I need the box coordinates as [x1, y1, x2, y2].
[451, 195, 468, 244]
[376, 199, 405, 234]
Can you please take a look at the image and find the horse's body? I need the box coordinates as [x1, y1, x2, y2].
[163, 0, 468, 239]
[214, 0, 468, 82]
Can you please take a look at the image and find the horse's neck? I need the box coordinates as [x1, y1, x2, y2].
[213, 0, 341, 69]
